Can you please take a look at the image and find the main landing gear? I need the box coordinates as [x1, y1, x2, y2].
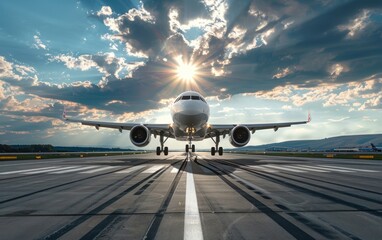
[209, 134, 223, 156]
[185, 144, 195, 153]
[156, 133, 169, 155]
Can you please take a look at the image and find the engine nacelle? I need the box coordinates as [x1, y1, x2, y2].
[130, 125, 151, 147]
[229, 125, 251, 147]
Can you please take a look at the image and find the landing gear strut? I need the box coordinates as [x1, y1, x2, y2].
[185, 136, 196, 153]
[209, 134, 223, 156]
[156, 133, 169, 156]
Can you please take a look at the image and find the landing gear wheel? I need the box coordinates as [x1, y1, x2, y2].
[185, 145, 189, 153]
[156, 147, 161, 155]
[192, 144, 195, 152]
[164, 147, 168, 155]
[218, 147, 223, 156]
[211, 147, 216, 156]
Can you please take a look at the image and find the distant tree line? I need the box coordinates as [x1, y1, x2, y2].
[0, 144, 133, 153]
[0, 144, 54, 153]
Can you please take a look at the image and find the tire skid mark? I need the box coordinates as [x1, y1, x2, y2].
[79, 209, 122, 240]
[273, 172, 382, 204]
[0, 161, 152, 205]
[211, 161, 340, 239]
[218, 160, 382, 219]
[282, 173, 382, 196]
[195, 159, 315, 240]
[42, 162, 176, 240]
[142, 157, 188, 239]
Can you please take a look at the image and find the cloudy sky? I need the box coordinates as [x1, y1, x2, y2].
[0, 0, 381, 149]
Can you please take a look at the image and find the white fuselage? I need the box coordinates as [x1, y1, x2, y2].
[170, 91, 210, 141]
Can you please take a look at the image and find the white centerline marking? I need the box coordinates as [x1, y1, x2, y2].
[184, 160, 203, 240]
[0, 166, 59, 175]
[318, 165, 379, 173]
[115, 165, 145, 174]
[81, 166, 117, 173]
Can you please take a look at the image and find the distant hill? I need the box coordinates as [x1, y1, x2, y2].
[239, 134, 382, 151]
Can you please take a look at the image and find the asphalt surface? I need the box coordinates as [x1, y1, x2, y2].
[0, 152, 381, 240]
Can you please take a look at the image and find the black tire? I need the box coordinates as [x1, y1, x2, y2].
[185, 145, 189, 153]
[218, 147, 223, 156]
[156, 146, 161, 155]
[211, 147, 216, 156]
[164, 147, 168, 155]
[192, 144, 195, 152]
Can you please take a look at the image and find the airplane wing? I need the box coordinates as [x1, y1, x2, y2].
[207, 113, 311, 137]
[63, 111, 174, 138]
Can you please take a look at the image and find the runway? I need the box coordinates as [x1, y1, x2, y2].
[0, 153, 381, 240]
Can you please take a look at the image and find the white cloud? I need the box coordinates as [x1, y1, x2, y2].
[338, 10, 370, 38]
[328, 117, 350, 122]
[282, 105, 292, 110]
[52, 54, 97, 71]
[97, 6, 113, 16]
[33, 34, 47, 50]
[254, 77, 382, 110]
[273, 67, 294, 79]
[329, 63, 348, 79]
[51, 53, 144, 80]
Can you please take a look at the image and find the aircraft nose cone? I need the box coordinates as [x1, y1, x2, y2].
[179, 101, 203, 115]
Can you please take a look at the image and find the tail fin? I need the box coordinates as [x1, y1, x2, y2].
[307, 112, 311, 123]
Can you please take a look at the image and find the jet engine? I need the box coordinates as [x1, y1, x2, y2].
[229, 125, 251, 147]
[130, 125, 151, 147]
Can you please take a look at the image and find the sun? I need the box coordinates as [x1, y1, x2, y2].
[174, 55, 198, 81]
[177, 63, 196, 81]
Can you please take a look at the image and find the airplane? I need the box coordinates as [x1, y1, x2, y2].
[63, 91, 310, 156]
[371, 143, 382, 152]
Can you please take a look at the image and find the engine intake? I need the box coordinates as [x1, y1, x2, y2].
[130, 125, 151, 147]
[230, 125, 251, 147]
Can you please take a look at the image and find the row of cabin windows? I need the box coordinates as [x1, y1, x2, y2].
[174, 95, 207, 103]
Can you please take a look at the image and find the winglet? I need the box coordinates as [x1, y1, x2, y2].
[307, 112, 311, 123]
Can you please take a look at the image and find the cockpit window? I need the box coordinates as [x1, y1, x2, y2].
[177, 95, 206, 102]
